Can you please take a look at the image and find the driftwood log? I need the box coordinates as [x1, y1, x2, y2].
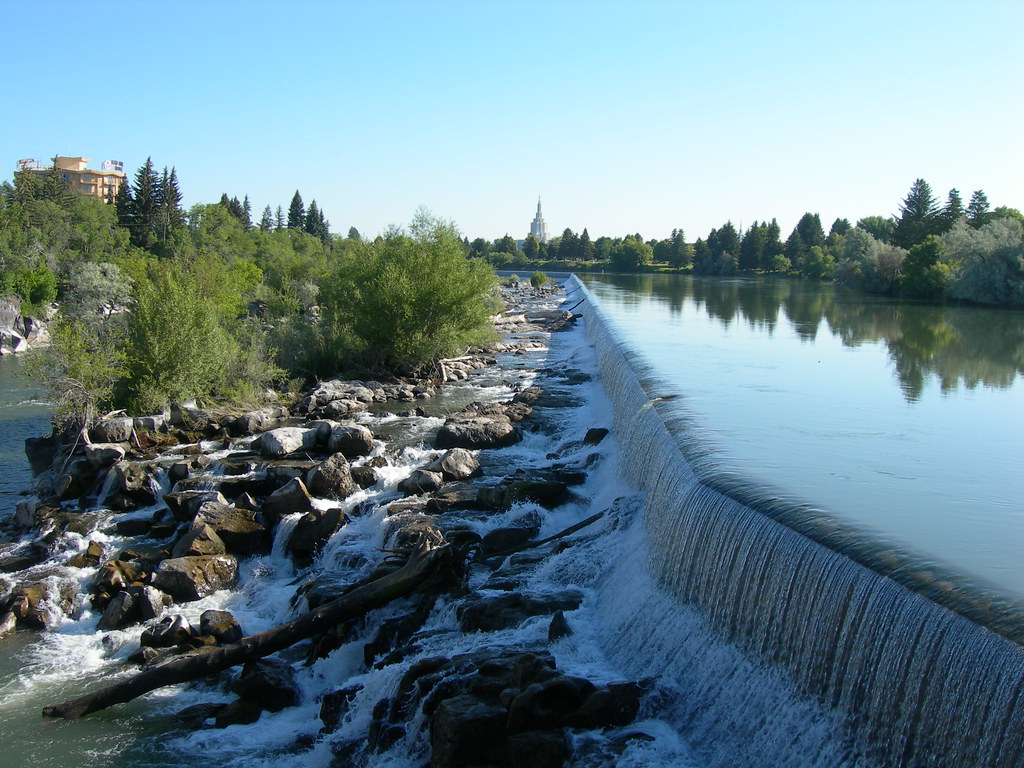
[43, 539, 450, 720]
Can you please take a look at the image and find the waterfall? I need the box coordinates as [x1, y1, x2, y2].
[573, 276, 1024, 768]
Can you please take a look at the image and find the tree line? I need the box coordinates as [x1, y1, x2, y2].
[475, 179, 1023, 306]
[1, 160, 497, 428]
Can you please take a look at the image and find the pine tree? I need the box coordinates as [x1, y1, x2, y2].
[158, 166, 184, 239]
[242, 195, 252, 230]
[892, 178, 941, 249]
[347, 226, 361, 241]
[795, 213, 826, 250]
[275, 205, 285, 230]
[287, 190, 304, 229]
[739, 221, 766, 272]
[940, 189, 964, 231]
[765, 218, 784, 259]
[580, 228, 595, 261]
[966, 190, 990, 228]
[130, 157, 161, 249]
[115, 177, 134, 230]
[260, 205, 275, 232]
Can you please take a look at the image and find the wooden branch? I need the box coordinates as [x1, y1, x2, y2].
[43, 540, 450, 720]
[481, 511, 604, 561]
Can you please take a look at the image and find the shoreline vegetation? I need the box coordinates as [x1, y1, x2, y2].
[1, 164, 1022, 439]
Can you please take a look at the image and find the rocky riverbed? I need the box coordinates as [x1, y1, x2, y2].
[0, 280, 678, 768]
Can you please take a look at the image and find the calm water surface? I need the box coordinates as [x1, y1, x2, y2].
[582, 273, 1024, 603]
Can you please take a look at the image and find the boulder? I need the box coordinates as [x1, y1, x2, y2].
[152, 555, 238, 602]
[507, 731, 570, 768]
[320, 684, 364, 733]
[548, 610, 572, 642]
[171, 523, 228, 558]
[66, 540, 104, 568]
[252, 427, 318, 458]
[192, 502, 269, 556]
[506, 675, 596, 734]
[457, 590, 584, 633]
[397, 469, 443, 497]
[140, 614, 196, 647]
[233, 658, 300, 712]
[228, 406, 288, 436]
[480, 527, 535, 557]
[0, 611, 17, 638]
[163, 490, 228, 523]
[88, 417, 134, 444]
[261, 477, 315, 524]
[327, 422, 374, 459]
[583, 427, 609, 446]
[175, 701, 228, 729]
[104, 462, 158, 510]
[93, 559, 143, 596]
[430, 694, 508, 768]
[306, 453, 358, 500]
[350, 465, 379, 489]
[214, 698, 263, 727]
[425, 448, 481, 482]
[84, 442, 126, 470]
[435, 415, 520, 450]
[200, 609, 243, 644]
[287, 508, 348, 567]
[24, 436, 58, 477]
[3, 583, 54, 629]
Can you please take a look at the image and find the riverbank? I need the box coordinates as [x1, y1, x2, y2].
[0, 280, 684, 767]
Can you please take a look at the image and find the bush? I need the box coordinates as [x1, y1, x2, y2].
[530, 271, 548, 288]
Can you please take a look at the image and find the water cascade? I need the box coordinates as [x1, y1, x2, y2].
[574, 275, 1024, 767]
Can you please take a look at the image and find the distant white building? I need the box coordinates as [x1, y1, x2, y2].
[529, 197, 548, 243]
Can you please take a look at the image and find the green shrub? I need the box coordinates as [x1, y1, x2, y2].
[530, 271, 548, 288]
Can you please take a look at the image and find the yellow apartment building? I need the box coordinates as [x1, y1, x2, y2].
[16, 156, 126, 201]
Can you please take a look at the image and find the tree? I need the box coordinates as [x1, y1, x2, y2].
[494, 234, 517, 254]
[829, 218, 852, 238]
[835, 227, 905, 294]
[287, 191, 305, 229]
[739, 222, 766, 272]
[610, 236, 652, 271]
[899, 236, 948, 299]
[347, 226, 361, 241]
[966, 190, 990, 229]
[557, 228, 579, 261]
[304, 200, 329, 243]
[943, 218, 1024, 306]
[129, 157, 161, 249]
[275, 205, 285, 230]
[259, 205, 275, 232]
[242, 195, 252, 230]
[580, 228, 595, 262]
[856, 215, 896, 243]
[892, 178, 941, 249]
[940, 189, 964, 231]
[523, 233, 539, 260]
[796, 245, 835, 279]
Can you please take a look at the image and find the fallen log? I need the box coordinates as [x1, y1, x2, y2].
[43, 539, 451, 720]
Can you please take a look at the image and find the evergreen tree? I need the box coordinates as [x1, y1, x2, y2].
[41, 161, 73, 207]
[692, 237, 712, 274]
[580, 228, 595, 261]
[966, 190, 990, 228]
[764, 218, 784, 259]
[785, 228, 806, 263]
[796, 213, 826, 250]
[523, 234, 540, 260]
[347, 226, 361, 241]
[259, 205, 275, 232]
[495, 234, 517, 254]
[130, 157, 161, 249]
[303, 199, 329, 243]
[287, 190, 304, 229]
[158, 166, 184, 239]
[275, 205, 285, 230]
[115, 177, 134, 230]
[242, 195, 252, 231]
[892, 178, 941, 249]
[739, 221, 766, 271]
[940, 189, 964, 231]
[829, 218, 852, 237]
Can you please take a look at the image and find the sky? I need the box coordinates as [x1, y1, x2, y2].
[4, 0, 1022, 242]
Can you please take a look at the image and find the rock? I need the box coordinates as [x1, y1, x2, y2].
[140, 614, 196, 647]
[200, 609, 243, 644]
[214, 698, 263, 727]
[583, 427, 609, 446]
[548, 610, 572, 642]
[430, 694, 508, 767]
[481, 527, 535, 557]
[327, 422, 374, 459]
[565, 681, 647, 729]
[192, 502, 270, 556]
[457, 590, 584, 633]
[84, 442, 126, 470]
[137, 585, 168, 620]
[233, 658, 300, 712]
[320, 684, 364, 733]
[0, 611, 17, 638]
[93, 559, 143, 595]
[24, 435, 58, 477]
[507, 730, 570, 768]
[252, 427, 318, 458]
[133, 414, 166, 433]
[3, 583, 52, 629]
[114, 517, 153, 536]
[287, 508, 348, 567]
[435, 415, 520, 450]
[152, 555, 238, 602]
[506, 675, 596, 734]
[97, 589, 136, 630]
[66, 540, 104, 568]
[398, 469, 443, 496]
[261, 477, 315, 524]
[105, 462, 158, 510]
[163, 490, 229, 523]
[306, 453, 358, 500]
[350, 466, 379, 489]
[89, 417, 134, 444]
[425, 448, 482, 482]
[228, 406, 288, 436]
[512, 386, 544, 405]
[171, 523, 227, 558]
[175, 701, 228, 729]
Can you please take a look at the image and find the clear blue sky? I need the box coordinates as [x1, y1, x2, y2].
[5, 0, 1021, 242]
